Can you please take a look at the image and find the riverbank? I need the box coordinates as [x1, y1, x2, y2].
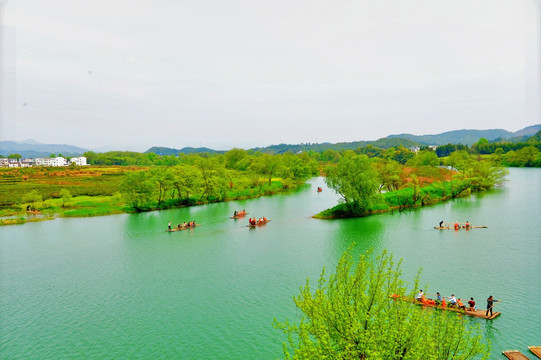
[0, 180, 304, 226]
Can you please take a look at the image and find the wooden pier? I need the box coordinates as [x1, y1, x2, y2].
[503, 350, 531, 360]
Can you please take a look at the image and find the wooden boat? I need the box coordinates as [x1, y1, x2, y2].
[434, 225, 487, 230]
[248, 219, 271, 228]
[26, 210, 41, 215]
[529, 346, 541, 359]
[502, 350, 531, 360]
[165, 224, 199, 232]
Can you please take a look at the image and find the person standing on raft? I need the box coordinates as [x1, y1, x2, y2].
[486, 296, 499, 317]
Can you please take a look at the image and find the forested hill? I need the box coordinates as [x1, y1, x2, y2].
[145, 146, 224, 156]
[145, 138, 421, 155]
[387, 125, 541, 146]
[249, 137, 421, 154]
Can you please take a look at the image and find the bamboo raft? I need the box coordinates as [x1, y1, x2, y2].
[529, 347, 541, 359]
[395, 296, 501, 320]
[230, 213, 248, 219]
[248, 220, 271, 228]
[421, 302, 500, 319]
[165, 224, 199, 232]
[503, 350, 531, 360]
[434, 225, 487, 230]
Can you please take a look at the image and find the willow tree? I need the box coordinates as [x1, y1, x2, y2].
[324, 152, 380, 215]
[275, 250, 489, 360]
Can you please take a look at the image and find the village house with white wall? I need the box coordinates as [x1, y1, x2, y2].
[0, 156, 87, 168]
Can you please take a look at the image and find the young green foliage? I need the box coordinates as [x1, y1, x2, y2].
[275, 250, 489, 360]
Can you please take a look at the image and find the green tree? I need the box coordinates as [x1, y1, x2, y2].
[384, 146, 415, 165]
[503, 146, 540, 167]
[120, 171, 154, 211]
[224, 148, 250, 170]
[196, 157, 220, 200]
[445, 150, 471, 171]
[467, 160, 508, 191]
[275, 250, 489, 360]
[250, 154, 282, 185]
[373, 158, 402, 194]
[324, 152, 380, 215]
[8, 153, 22, 159]
[59, 188, 72, 208]
[22, 190, 43, 211]
[407, 151, 440, 167]
[151, 167, 174, 204]
[171, 164, 202, 203]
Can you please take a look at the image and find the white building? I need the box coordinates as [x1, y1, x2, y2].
[69, 157, 87, 166]
[0, 156, 87, 167]
[34, 157, 68, 167]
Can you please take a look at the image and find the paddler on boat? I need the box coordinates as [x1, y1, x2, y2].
[439, 220, 444, 228]
[168, 220, 172, 231]
[454, 221, 459, 230]
[448, 294, 457, 307]
[415, 290, 423, 301]
[465, 221, 470, 229]
[457, 298, 466, 310]
[485, 296, 499, 317]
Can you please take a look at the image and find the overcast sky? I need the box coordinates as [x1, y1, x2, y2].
[1, 0, 540, 151]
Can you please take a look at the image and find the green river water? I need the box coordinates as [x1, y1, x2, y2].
[1, 168, 540, 359]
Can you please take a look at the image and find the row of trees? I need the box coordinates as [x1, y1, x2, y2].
[120, 151, 319, 211]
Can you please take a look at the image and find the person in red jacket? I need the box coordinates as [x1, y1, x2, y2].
[468, 297, 476, 311]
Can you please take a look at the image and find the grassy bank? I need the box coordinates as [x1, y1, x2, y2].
[314, 182, 467, 219]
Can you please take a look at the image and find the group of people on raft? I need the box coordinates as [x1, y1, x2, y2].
[248, 217, 268, 226]
[439, 220, 471, 230]
[410, 290, 498, 315]
[232, 210, 247, 217]
[413, 290, 475, 310]
[168, 220, 197, 230]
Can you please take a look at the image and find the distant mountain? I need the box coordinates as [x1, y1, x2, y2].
[16, 139, 42, 145]
[0, 141, 89, 158]
[513, 124, 541, 138]
[4, 125, 539, 158]
[144, 146, 224, 156]
[386, 125, 541, 146]
[387, 129, 511, 146]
